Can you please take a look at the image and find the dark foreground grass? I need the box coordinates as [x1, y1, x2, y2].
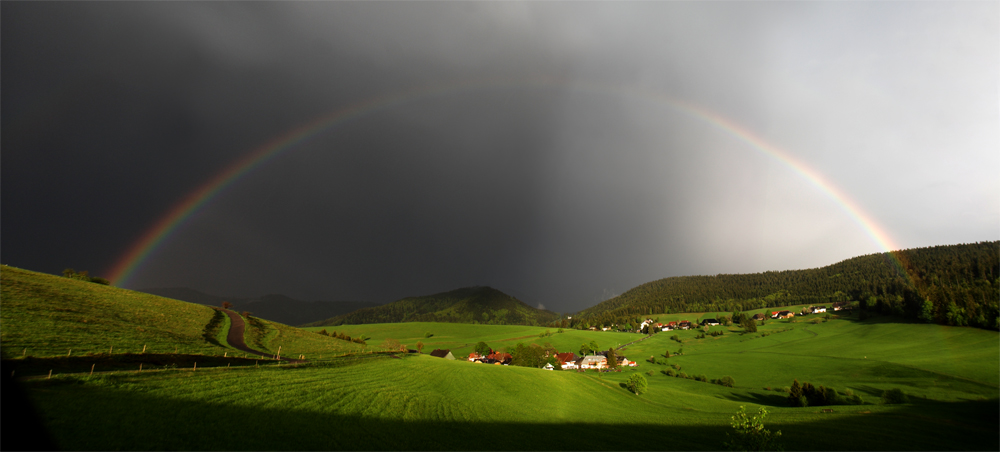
[19, 354, 999, 451]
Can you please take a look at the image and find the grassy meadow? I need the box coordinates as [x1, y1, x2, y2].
[5, 265, 998, 450]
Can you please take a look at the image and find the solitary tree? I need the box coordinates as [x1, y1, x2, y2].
[626, 374, 648, 395]
[741, 317, 758, 333]
[416, 341, 424, 353]
[474, 341, 490, 356]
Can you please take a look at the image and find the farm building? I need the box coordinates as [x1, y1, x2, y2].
[576, 355, 608, 369]
[700, 318, 720, 326]
[752, 313, 767, 321]
[776, 311, 794, 319]
[811, 306, 827, 314]
[429, 349, 455, 360]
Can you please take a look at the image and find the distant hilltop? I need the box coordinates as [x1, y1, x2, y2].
[307, 286, 560, 327]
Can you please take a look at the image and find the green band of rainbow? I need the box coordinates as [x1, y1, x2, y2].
[107, 77, 911, 287]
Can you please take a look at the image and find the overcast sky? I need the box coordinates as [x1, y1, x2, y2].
[3, 2, 997, 313]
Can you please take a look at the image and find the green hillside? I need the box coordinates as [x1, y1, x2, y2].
[0, 265, 365, 361]
[309, 286, 561, 327]
[575, 241, 999, 330]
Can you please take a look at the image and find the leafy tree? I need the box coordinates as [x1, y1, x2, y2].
[741, 317, 758, 333]
[474, 341, 490, 355]
[713, 376, 735, 387]
[664, 349, 671, 358]
[588, 341, 600, 354]
[579, 343, 592, 356]
[723, 406, 783, 451]
[626, 374, 647, 395]
[416, 341, 424, 353]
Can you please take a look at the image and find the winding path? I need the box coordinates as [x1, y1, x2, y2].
[216, 308, 303, 363]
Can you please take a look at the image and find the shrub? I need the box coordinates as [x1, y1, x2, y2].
[654, 358, 669, 365]
[424, 332, 434, 338]
[723, 406, 782, 452]
[695, 374, 708, 382]
[677, 372, 689, 379]
[671, 364, 681, 370]
[713, 376, 736, 387]
[317, 329, 330, 336]
[662, 369, 676, 377]
[626, 374, 648, 395]
[881, 388, 909, 404]
[646, 370, 655, 376]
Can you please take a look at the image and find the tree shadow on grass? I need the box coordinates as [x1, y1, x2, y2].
[721, 390, 789, 407]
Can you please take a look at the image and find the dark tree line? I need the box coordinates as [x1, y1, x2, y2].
[574, 242, 999, 331]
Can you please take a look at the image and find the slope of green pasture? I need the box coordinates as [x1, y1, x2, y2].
[25, 353, 998, 450]
[303, 322, 641, 357]
[618, 316, 999, 401]
[0, 266, 234, 357]
[245, 315, 367, 359]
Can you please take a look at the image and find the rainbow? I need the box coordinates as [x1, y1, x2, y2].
[107, 77, 911, 287]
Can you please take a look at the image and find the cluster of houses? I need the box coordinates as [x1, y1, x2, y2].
[639, 319, 693, 332]
[458, 349, 637, 370]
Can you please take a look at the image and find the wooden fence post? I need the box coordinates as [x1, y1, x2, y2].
[90, 364, 95, 376]
[139, 363, 142, 373]
[67, 349, 72, 357]
[193, 362, 197, 372]
[142, 344, 146, 353]
[47, 370, 52, 379]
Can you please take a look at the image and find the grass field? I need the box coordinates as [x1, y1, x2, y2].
[6, 265, 998, 450]
[21, 349, 998, 451]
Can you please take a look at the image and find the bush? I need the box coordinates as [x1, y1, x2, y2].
[723, 406, 782, 451]
[713, 376, 736, 387]
[626, 374, 648, 395]
[424, 332, 434, 338]
[662, 369, 676, 377]
[881, 388, 909, 404]
[677, 372, 689, 379]
[671, 364, 682, 371]
[695, 374, 708, 382]
[646, 370, 655, 376]
[654, 358, 669, 365]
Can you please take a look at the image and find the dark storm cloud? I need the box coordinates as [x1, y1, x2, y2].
[3, 2, 997, 313]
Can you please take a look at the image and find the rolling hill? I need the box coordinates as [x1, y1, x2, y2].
[0, 265, 366, 361]
[308, 286, 561, 327]
[139, 287, 383, 327]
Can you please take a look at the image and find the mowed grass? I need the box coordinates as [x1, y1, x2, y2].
[302, 322, 641, 358]
[24, 351, 998, 451]
[246, 316, 367, 359]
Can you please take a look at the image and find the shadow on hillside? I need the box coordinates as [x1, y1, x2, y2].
[18, 377, 1000, 451]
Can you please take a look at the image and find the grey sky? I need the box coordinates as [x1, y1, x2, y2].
[3, 1, 997, 313]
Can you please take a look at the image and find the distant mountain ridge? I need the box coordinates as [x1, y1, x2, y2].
[139, 287, 383, 327]
[307, 286, 560, 327]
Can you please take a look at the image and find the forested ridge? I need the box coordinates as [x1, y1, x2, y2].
[574, 241, 998, 330]
[307, 286, 561, 326]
